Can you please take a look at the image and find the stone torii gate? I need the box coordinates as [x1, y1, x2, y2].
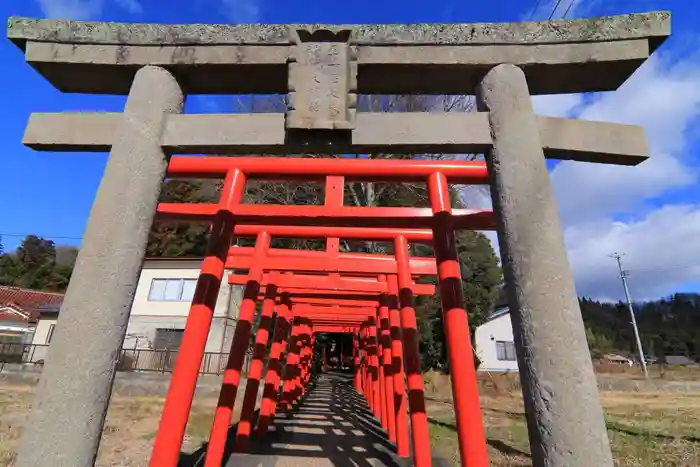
[8, 10, 669, 467]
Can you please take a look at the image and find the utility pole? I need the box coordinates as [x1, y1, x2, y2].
[610, 253, 648, 378]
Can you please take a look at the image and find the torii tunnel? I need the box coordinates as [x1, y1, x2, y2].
[148, 156, 497, 467]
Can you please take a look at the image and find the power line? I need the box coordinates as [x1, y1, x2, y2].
[0, 232, 83, 241]
[1, 228, 698, 274]
[609, 252, 649, 378]
[528, 0, 545, 20]
[626, 262, 700, 275]
[561, 0, 577, 18]
[548, 0, 567, 19]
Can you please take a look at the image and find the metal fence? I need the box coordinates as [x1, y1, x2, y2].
[0, 343, 249, 376]
[0, 343, 48, 364]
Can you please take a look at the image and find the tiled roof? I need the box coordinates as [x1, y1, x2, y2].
[0, 286, 64, 324]
[485, 306, 510, 322]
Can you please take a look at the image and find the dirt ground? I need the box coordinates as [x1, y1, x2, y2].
[0, 382, 223, 467]
[2, 370, 700, 466]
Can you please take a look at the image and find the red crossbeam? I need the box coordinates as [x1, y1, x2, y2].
[313, 325, 360, 333]
[226, 248, 437, 275]
[157, 157, 496, 229]
[166, 156, 490, 183]
[228, 271, 435, 295]
[232, 225, 434, 241]
[158, 203, 495, 229]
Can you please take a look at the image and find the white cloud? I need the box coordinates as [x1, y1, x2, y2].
[36, 0, 143, 19]
[466, 44, 700, 301]
[114, 0, 143, 14]
[536, 49, 700, 300]
[220, 0, 261, 23]
[566, 204, 700, 301]
[532, 93, 583, 117]
[36, 0, 104, 19]
[460, 185, 500, 257]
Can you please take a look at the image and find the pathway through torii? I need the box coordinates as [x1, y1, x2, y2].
[7, 11, 670, 467]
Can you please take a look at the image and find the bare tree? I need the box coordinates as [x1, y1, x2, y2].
[224, 92, 485, 253]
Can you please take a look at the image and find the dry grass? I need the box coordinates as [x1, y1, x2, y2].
[423, 371, 700, 466]
[3, 370, 700, 466]
[0, 383, 234, 467]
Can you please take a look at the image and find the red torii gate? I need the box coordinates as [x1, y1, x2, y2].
[148, 156, 495, 467]
[225, 266, 435, 459]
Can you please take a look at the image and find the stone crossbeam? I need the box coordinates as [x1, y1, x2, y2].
[23, 111, 649, 165]
[8, 12, 670, 95]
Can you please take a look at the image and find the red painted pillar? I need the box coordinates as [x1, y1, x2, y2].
[353, 334, 361, 392]
[369, 318, 382, 421]
[297, 326, 310, 400]
[379, 293, 396, 443]
[233, 278, 278, 452]
[270, 309, 294, 417]
[306, 332, 316, 388]
[376, 313, 388, 431]
[204, 231, 271, 467]
[395, 235, 432, 467]
[150, 169, 245, 467]
[428, 172, 489, 467]
[360, 325, 368, 401]
[280, 322, 301, 409]
[364, 325, 374, 412]
[255, 300, 292, 436]
[388, 274, 410, 458]
[294, 326, 306, 403]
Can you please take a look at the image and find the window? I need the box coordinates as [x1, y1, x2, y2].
[181, 279, 197, 302]
[496, 341, 517, 361]
[0, 332, 24, 344]
[148, 279, 197, 302]
[154, 328, 184, 350]
[46, 324, 56, 344]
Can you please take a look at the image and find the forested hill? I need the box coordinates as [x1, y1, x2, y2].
[581, 294, 700, 361]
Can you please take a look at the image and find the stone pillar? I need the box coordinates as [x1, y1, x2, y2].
[475, 64, 613, 467]
[15, 66, 184, 467]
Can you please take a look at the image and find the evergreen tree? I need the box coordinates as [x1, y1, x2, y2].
[146, 180, 218, 257]
[0, 234, 73, 292]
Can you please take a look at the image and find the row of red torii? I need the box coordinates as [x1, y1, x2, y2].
[149, 156, 494, 467]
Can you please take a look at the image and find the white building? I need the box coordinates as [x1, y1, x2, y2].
[32, 258, 243, 362]
[474, 307, 519, 372]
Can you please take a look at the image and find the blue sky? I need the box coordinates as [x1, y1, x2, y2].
[1, 0, 699, 301]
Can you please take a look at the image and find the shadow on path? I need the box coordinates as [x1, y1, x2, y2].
[180, 373, 405, 467]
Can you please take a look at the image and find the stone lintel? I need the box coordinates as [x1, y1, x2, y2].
[23, 112, 649, 165]
[22, 38, 655, 95]
[19, 39, 649, 94]
[9, 12, 670, 95]
[8, 12, 669, 48]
